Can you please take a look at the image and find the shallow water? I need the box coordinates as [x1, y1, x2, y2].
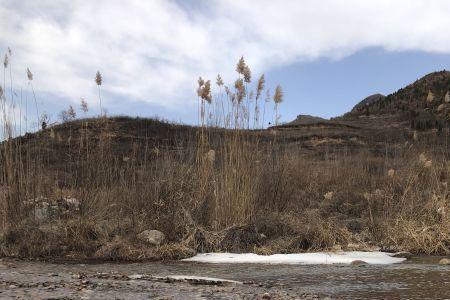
[0, 256, 449, 299]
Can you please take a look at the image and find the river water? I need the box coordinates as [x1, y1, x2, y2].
[0, 256, 449, 299]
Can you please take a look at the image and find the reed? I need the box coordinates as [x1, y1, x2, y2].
[0, 51, 448, 260]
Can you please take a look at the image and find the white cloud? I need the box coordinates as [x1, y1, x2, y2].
[2, 0, 450, 117]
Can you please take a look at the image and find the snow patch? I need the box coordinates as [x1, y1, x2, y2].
[183, 251, 406, 265]
[128, 274, 241, 284]
[165, 275, 242, 284]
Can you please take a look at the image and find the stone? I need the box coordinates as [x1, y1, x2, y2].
[262, 292, 271, 299]
[351, 260, 368, 266]
[438, 258, 450, 265]
[34, 206, 49, 221]
[137, 230, 166, 246]
[392, 251, 413, 259]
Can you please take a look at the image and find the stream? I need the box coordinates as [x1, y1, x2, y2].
[0, 256, 449, 299]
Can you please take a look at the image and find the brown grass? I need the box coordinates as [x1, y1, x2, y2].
[0, 55, 449, 261]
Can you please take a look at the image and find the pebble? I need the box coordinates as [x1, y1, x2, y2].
[350, 260, 368, 266]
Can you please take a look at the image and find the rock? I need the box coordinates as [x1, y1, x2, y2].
[392, 251, 413, 259]
[57, 197, 80, 210]
[262, 292, 271, 299]
[137, 230, 165, 246]
[351, 260, 368, 266]
[438, 258, 450, 265]
[34, 206, 49, 221]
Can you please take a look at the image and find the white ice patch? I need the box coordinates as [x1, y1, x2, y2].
[128, 274, 241, 284]
[183, 251, 406, 265]
[165, 275, 242, 284]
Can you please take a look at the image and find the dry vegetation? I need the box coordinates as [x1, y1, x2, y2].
[0, 53, 449, 261]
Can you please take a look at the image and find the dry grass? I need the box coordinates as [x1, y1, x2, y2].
[0, 54, 449, 260]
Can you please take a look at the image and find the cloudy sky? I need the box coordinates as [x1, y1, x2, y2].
[2, 0, 450, 130]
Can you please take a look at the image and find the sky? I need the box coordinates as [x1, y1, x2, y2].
[2, 0, 450, 131]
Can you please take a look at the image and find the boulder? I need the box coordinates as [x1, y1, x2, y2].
[438, 258, 450, 265]
[137, 230, 166, 246]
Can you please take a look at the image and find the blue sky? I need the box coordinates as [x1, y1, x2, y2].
[268, 48, 450, 122]
[2, 0, 450, 131]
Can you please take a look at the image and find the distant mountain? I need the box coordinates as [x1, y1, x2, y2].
[287, 114, 328, 126]
[351, 94, 385, 112]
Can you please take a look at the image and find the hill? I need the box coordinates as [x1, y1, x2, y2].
[350, 93, 386, 112]
[344, 71, 450, 130]
[285, 114, 329, 126]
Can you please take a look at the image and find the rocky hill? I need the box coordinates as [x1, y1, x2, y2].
[286, 114, 328, 126]
[344, 71, 450, 130]
[350, 94, 386, 112]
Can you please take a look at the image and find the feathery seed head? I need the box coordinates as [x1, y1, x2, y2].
[419, 153, 427, 164]
[198, 76, 204, 87]
[3, 54, 8, 68]
[27, 68, 33, 81]
[236, 56, 246, 74]
[80, 98, 89, 113]
[95, 71, 102, 86]
[387, 169, 395, 177]
[67, 105, 76, 119]
[324, 191, 334, 200]
[216, 74, 224, 87]
[243, 65, 251, 83]
[207, 149, 216, 163]
[265, 89, 271, 102]
[200, 80, 212, 103]
[256, 74, 265, 100]
[273, 85, 283, 104]
[235, 78, 246, 103]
